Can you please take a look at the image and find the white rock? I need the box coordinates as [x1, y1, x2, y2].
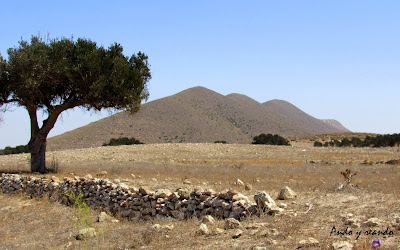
[202, 215, 216, 224]
[236, 179, 244, 186]
[196, 223, 209, 235]
[278, 186, 297, 200]
[154, 189, 172, 199]
[331, 241, 353, 249]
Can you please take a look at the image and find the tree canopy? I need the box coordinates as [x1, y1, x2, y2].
[0, 35, 151, 173]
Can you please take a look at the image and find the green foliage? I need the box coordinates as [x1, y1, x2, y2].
[2, 35, 150, 113]
[64, 190, 93, 243]
[252, 133, 290, 146]
[0, 35, 150, 172]
[313, 141, 323, 147]
[103, 137, 144, 146]
[214, 140, 227, 144]
[313, 133, 400, 148]
[0, 144, 29, 155]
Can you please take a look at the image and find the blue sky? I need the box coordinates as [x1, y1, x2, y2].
[1, 1, 399, 148]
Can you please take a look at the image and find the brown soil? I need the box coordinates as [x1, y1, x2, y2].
[1, 143, 399, 249]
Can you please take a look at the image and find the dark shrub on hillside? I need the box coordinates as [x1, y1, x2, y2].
[0, 145, 29, 155]
[252, 133, 290, 146]
[314, 141, 323, 147]
[214, 141, 227, 144]
[313, 133, 400, 148]
[103, 137, 144, 146]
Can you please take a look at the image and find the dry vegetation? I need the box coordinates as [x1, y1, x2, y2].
[1, 143, 400, 249]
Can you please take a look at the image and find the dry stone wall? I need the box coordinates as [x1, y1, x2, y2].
[0, 173, 284, 221]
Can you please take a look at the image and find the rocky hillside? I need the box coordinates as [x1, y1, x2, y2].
[48, 86, 349, 150]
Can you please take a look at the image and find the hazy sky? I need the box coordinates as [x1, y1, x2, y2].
[1, 1, 399, 148]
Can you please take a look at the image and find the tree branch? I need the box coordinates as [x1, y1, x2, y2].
[1, 98, 19, 104]
[40, 99, 83, 135]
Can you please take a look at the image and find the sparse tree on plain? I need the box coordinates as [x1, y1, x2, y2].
[0, 35, 151, 173]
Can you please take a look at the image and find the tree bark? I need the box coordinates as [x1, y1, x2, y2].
[28, 135, 47, 173]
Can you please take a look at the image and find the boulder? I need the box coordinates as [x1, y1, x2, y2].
[202, 215, 216, 224]
[232, 229, 243, 239]
[278, 186, 296, 200]
[254, 191, 276, 209]
[196, 223, 209, 236]
[51, 176, 60, 182]
[224, 218, 241, 230]
[154, 189, 172, 199]
[97, 212, 113, 222]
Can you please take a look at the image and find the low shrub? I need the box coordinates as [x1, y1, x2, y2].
[252, 133, 290, 146]
[102, 137, 144, 146]
[214, 140, 227, 144]
[0, 145, 29, 155]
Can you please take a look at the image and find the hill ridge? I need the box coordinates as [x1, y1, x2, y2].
[48, 86, 349, 150]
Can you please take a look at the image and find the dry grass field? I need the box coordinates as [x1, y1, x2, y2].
[1, 143, 400, 249]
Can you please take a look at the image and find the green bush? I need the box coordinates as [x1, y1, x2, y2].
[0, 145, 29, 155]
[252, 133, 290, 146]
[313, 141, 323, 147]
[102, 137, 144, 146]
[313, 133, 400, 148]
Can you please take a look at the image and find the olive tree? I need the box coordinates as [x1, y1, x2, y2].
[0, 35, 151, 173]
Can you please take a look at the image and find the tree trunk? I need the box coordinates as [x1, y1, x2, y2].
[28, 135, 47, 173]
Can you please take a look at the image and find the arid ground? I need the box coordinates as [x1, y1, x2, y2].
[1, 143, 399, 249]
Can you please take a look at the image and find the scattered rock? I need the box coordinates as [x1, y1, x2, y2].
[297, 237, 319, 248]
[363, 217, 381, 227]
[139, 187, 152, 195]
[211, 228, 224, 235]
[202, 215, 216, 224]
[162, 224, 175, 230]
[51, 176, 60, 182]
[245, 184, 253, 191]
[84, 174, 93, 179]
[224, 218, 241, 230]
[151, 178, 157, 182]
[76, 227, 96, 240]
[154, 189, 172, 199]
[130, 174, 136, 179]
[0, 206, 13, 212]
[232, 229, 243, 239]
[98, 212, 113, 222]
[196, 223, 209, 235]
[183, 179, 192, 185]
[277, 202, 287, 209]
[236, 179, 244, 186]
[96, 171, 107, 177]
[278, 186, 297, 200]
[331, 241, 353, 249]
[254, 191, 277, 209]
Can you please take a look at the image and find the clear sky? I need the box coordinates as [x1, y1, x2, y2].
[1, 1, 399, 148]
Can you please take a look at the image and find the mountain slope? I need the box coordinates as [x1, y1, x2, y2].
[263, 99, 350, 135]
[47, 86, 349, 150]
